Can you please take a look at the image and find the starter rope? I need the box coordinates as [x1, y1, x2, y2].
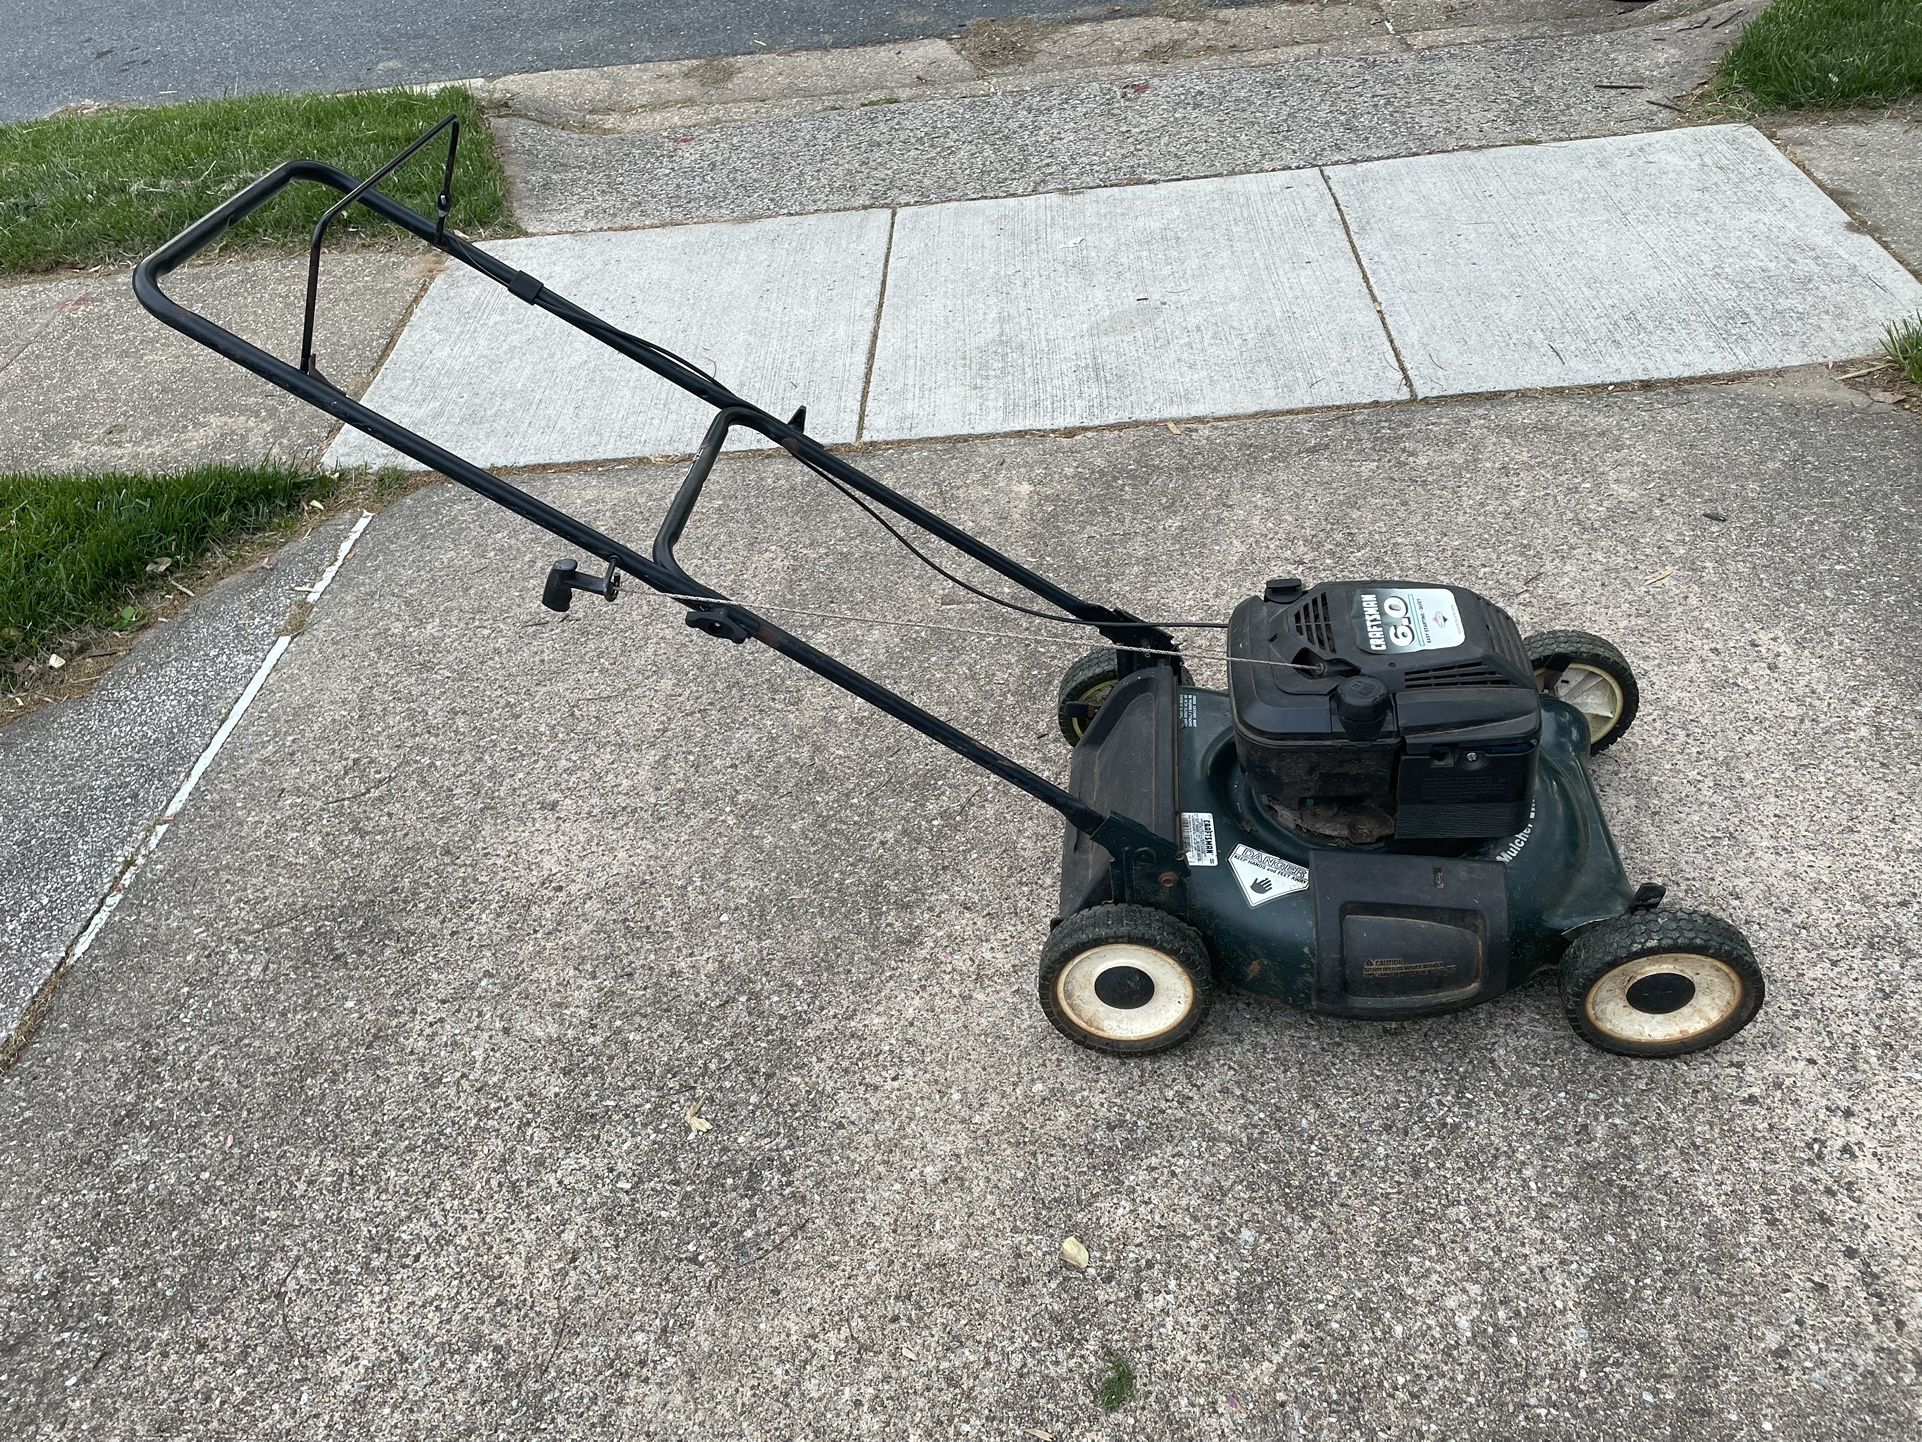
[606, 586, 1327, 675]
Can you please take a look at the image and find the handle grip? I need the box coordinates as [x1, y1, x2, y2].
[542, 560, 581, 613]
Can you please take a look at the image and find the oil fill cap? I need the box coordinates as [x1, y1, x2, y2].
[1335, 676, 1390, 736]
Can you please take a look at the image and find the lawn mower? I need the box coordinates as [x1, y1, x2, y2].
[134, 117, 1764, 1060]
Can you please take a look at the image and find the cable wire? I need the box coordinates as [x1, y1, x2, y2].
[599, 582, 1321, 675]
[551, 304, 1234, 635]
[793, 450, 1230, 632]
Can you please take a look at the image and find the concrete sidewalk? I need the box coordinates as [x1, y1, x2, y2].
[327, 124, 1922, 471]
[0, 514, 370, 1058]
[4, 376, 1919, 1438]
[0, 256, 433, 476]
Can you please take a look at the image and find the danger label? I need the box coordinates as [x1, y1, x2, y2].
[1229, 845, 1309, 908]
[1181, 812, 1218, 867]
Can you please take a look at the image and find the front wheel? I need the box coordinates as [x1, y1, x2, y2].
[1559, 908, 1763, 1057]
[1040, 904, 1215, 1055]
[1524, 629, 1639, 752]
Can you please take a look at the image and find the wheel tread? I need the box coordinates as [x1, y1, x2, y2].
[1055, 648, 1195, 745]
[1056, 648, 1122, 744]
[1040, 903, 1215, 1055]
[1523, 628, 1640, 752]
[1559, 907, 1762, 1058]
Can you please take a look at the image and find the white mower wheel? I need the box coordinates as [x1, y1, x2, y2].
[1560, 908, 1763, 1058]
[1524, 630, 1640, 752]
[1040, 905, 1214, 1055]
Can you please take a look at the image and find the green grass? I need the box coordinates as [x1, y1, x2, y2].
[1097, 1353, 1136, 1413]
[1716, 0, 1922, 110]
[0, 86, 507, 274]
[0, 465, 335, 673]
[1885, 314, 1922, 386]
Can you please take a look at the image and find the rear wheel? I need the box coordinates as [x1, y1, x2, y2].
[1055, 648, 1191, 745]
[1040, 904, 1215, 1055]
[1560, 909, 1762, 1057]
[1524, 629, 1639, 752]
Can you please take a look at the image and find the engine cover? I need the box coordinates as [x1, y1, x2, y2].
[1227, 580, 1540, 841]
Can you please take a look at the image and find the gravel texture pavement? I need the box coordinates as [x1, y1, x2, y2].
[4, 373, 1918, 1439]
[494, 9, 1752, 233]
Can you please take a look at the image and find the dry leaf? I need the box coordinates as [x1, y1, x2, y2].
[1060, 1236, 1089, 1270]
[146, 556, 173, 574]
[1166, 421, 1181, 435]
[683, 1101, 712, 1134]
[46, 653, 66, 671]
[1645, 567, 1674, 587]
[1027, 1430, 1056, 1440]
[306, 499, 325, 512]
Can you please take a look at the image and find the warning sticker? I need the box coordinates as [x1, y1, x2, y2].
[1229, 844, 1310, 908]
[1353, 587, 1466, 655]
[1179, 692, 1199, 729]
[1180, 812, 1219, 867]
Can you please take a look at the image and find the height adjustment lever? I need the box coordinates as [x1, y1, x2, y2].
[541, 558, 621, 613]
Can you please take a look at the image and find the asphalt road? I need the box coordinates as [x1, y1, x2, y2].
[2, 0, 1241, 121]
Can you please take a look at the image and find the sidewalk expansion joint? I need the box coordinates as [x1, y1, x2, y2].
[854, 209, 901, 444]
[1319, 166, 1419, 403]
[408, 363, 1875, 489]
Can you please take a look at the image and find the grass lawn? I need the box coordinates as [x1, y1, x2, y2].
[1887, 315, 1922, 387]
[0, 86, 507, 275]
[0, 465, 336, 675]
[1716, 0, 1922, 109]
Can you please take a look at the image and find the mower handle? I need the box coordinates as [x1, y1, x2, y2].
[132, 130, 1190, 894]
[139, 159, 344, 280]
[138, 156, 463, 286]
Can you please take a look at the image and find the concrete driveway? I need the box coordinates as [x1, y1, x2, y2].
[3, 376, 1919, 1438]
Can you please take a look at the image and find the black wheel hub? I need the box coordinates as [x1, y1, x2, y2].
[1093, 965, 1156, 1010]
[1625, 971, 1696, 1014]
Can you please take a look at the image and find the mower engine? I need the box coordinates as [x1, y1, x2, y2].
[1228, 579, 1540, 844]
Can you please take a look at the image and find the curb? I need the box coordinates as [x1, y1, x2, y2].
[0, 512, 376, 1073]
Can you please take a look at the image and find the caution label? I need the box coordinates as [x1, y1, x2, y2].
[1229, 844, 1309, 908]
[1180, 812, 1218, 867]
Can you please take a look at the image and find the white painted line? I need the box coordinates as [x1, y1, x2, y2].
[326, 210, 893, 470]
[861, 169, 1408, 442]
[1326, 124, 1922, 396]
[58, 512, 374, 973]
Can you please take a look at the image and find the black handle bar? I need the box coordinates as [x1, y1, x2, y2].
[131, 130, 1187, 889]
